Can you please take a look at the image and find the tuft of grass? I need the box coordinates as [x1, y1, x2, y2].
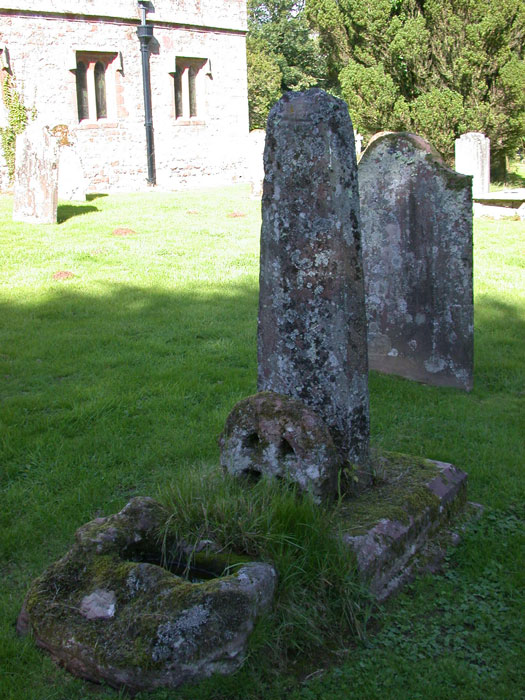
[160, 468, 374, 666]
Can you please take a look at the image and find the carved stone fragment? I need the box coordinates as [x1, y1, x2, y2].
[219, 391, 341, 502]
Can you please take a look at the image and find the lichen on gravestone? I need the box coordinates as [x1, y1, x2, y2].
[359, 132, 473, 391]
[257, 89, 370, 474]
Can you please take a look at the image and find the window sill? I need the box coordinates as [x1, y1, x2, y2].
[77, 120, 119, 129]
[175, 119, 206, 127]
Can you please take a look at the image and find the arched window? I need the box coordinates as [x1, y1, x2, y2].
[76, 61, 89, 121]
[94, 61, 107, 119]
[74, 52, 118, 123]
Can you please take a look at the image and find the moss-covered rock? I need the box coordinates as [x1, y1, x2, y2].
[18, 497, 277, 693]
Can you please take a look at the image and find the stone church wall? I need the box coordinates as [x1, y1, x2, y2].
[0, 1, 249, 192]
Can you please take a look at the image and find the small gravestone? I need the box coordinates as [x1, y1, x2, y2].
[359, 132, 473, 391]
[455, 132, 490, 196]
[13, 122, 59, 224]
[354, 132, 363, 157]
[58, 146, 87, 202]
[257, 89, 370, 469]
[248, 129, 266, 198]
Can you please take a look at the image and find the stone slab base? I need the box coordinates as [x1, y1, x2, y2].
[473, 202, 525, 220]
[473, 189, 525, 207]
[340, 452, 475, 601]
[368, 353, 473, 391]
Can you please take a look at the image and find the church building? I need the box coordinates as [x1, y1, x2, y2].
[0, 1, 250, 192]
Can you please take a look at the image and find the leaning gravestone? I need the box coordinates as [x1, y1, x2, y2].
[359, 132, 473, 391]
[13, 122, 59, 224]
[257, 89, 370, 468]
[455, 132, 490, 196]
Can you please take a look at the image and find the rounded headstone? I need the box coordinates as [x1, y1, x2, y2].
[359, 132, 473, 390]
[13, 122, 59, 224]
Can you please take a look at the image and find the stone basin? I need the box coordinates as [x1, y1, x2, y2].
[17, 497, 277, 694]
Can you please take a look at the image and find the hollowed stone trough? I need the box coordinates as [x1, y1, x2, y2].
[17, 497, 276, 694]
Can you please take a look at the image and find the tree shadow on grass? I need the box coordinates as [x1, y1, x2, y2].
[57, 203, 99, 223]
[1, 282, 522, 481]
[0, 280, 260, 475]
[1, 286, 523, 469]
[506, 169, 525, 188]
[0, 279, 261, 561]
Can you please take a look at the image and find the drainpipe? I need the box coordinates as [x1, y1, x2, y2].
[137, 1, 155, 185]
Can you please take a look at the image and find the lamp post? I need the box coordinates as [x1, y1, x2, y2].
[137, 0, 155, 185]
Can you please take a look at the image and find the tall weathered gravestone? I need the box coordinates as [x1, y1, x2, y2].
[257, 89, 370, 467]
[455, 132, 490, 196]
[13, 122, 59, 224]
[359, 132, 473, 391]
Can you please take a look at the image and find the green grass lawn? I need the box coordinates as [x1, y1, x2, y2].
[0, 187, 523, 699]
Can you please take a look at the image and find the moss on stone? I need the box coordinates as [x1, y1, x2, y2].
[336, 449, 442, 535]
[22, 497, 276, 688]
